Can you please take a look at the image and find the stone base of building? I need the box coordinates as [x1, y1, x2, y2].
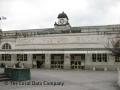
[1, 62, 120, 71]
[85, 65, 120, 71]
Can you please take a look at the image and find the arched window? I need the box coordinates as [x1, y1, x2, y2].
[2, 43, 11, 49]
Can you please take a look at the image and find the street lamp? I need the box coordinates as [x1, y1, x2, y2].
[0, 16, 7, 30]
[0, 16, 6, 39]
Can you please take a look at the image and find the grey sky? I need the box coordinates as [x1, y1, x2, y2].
[0, 0, 120, 31]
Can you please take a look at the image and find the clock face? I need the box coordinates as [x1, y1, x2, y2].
[60, 19, 64, 24]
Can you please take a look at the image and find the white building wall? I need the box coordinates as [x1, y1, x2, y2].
[11, 33, 116, 49]
[0, 29, 119, 70]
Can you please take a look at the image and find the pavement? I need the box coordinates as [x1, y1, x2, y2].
[0, 69, 119, 90]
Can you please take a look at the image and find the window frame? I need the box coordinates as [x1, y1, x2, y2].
[92, 53, 107, 62]
[17, 54, 27, 61]
[2, 43, 11, 50]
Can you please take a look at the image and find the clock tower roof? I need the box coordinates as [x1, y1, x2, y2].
[57, 12, 68, 19]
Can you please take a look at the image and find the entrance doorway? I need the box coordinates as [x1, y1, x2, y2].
[37, 61, 41, 68]
[71, 54, 85, 69]
[33, 54, 45, 68]
[51, 54, 64, 69]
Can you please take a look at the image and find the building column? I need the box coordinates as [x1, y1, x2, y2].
[108, 54, 116, 70]
[45, 54, 51, 69]
[64, 54, 71, 69]
[108, 54, 114, 65]
[27, 54, 33, 68]
[0, 54, 2, 61]
[0, 54, 2, 65]
[11, 54, 17, 65]
[85, 53, 92, 70]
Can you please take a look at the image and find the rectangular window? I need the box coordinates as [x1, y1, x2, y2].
[17, 54, 27, 61]
[97, 54, 102, 62]
[103, 54, 107, 62]
[2, 54, 11, 61]
[92, 53, 107, 62]
[115, 56, 120, 62]
[92, 54, 96, 62]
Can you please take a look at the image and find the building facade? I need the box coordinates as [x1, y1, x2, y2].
[0, 12, 120, 70]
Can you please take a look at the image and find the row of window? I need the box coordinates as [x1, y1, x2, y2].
[1, 43, 120, 62]
[92, 54, 120, 62]
[1, 54, 120, 62]
[1, 54, 27, 61]
[92, 54, 107, 62]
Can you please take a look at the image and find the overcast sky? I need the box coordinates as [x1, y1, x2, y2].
[0, 0, 120, 31]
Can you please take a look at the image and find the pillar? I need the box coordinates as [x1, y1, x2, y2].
[85, 53, 92, 70]
[104, 67, 108, 71]
[64, 54, 71, 69]
[108, 54, 115, 70]
[11, 54, 17, 66]
[0, 54, 2, 63]
[45, 54, 51, 69]
[27, 54, 33, 68]
[93, 66, 96, 71]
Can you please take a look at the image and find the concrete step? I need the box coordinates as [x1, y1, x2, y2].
[0, 77, 11, 81]
[0, 73, 5, 75]
[0, 73, 12, 82]
[0, 74, 7, 78]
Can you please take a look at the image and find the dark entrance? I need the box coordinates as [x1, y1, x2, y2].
[33, 54, 45, 68]
[37, 61, 41, 68]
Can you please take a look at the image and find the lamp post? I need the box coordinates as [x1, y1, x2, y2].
[0, 16, 6, 42]
[0, 16, 7, 30]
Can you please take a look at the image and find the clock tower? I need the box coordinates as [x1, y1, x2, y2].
[54, 12, 71, 31]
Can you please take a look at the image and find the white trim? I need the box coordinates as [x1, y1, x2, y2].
[0, 50, 111, 54]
